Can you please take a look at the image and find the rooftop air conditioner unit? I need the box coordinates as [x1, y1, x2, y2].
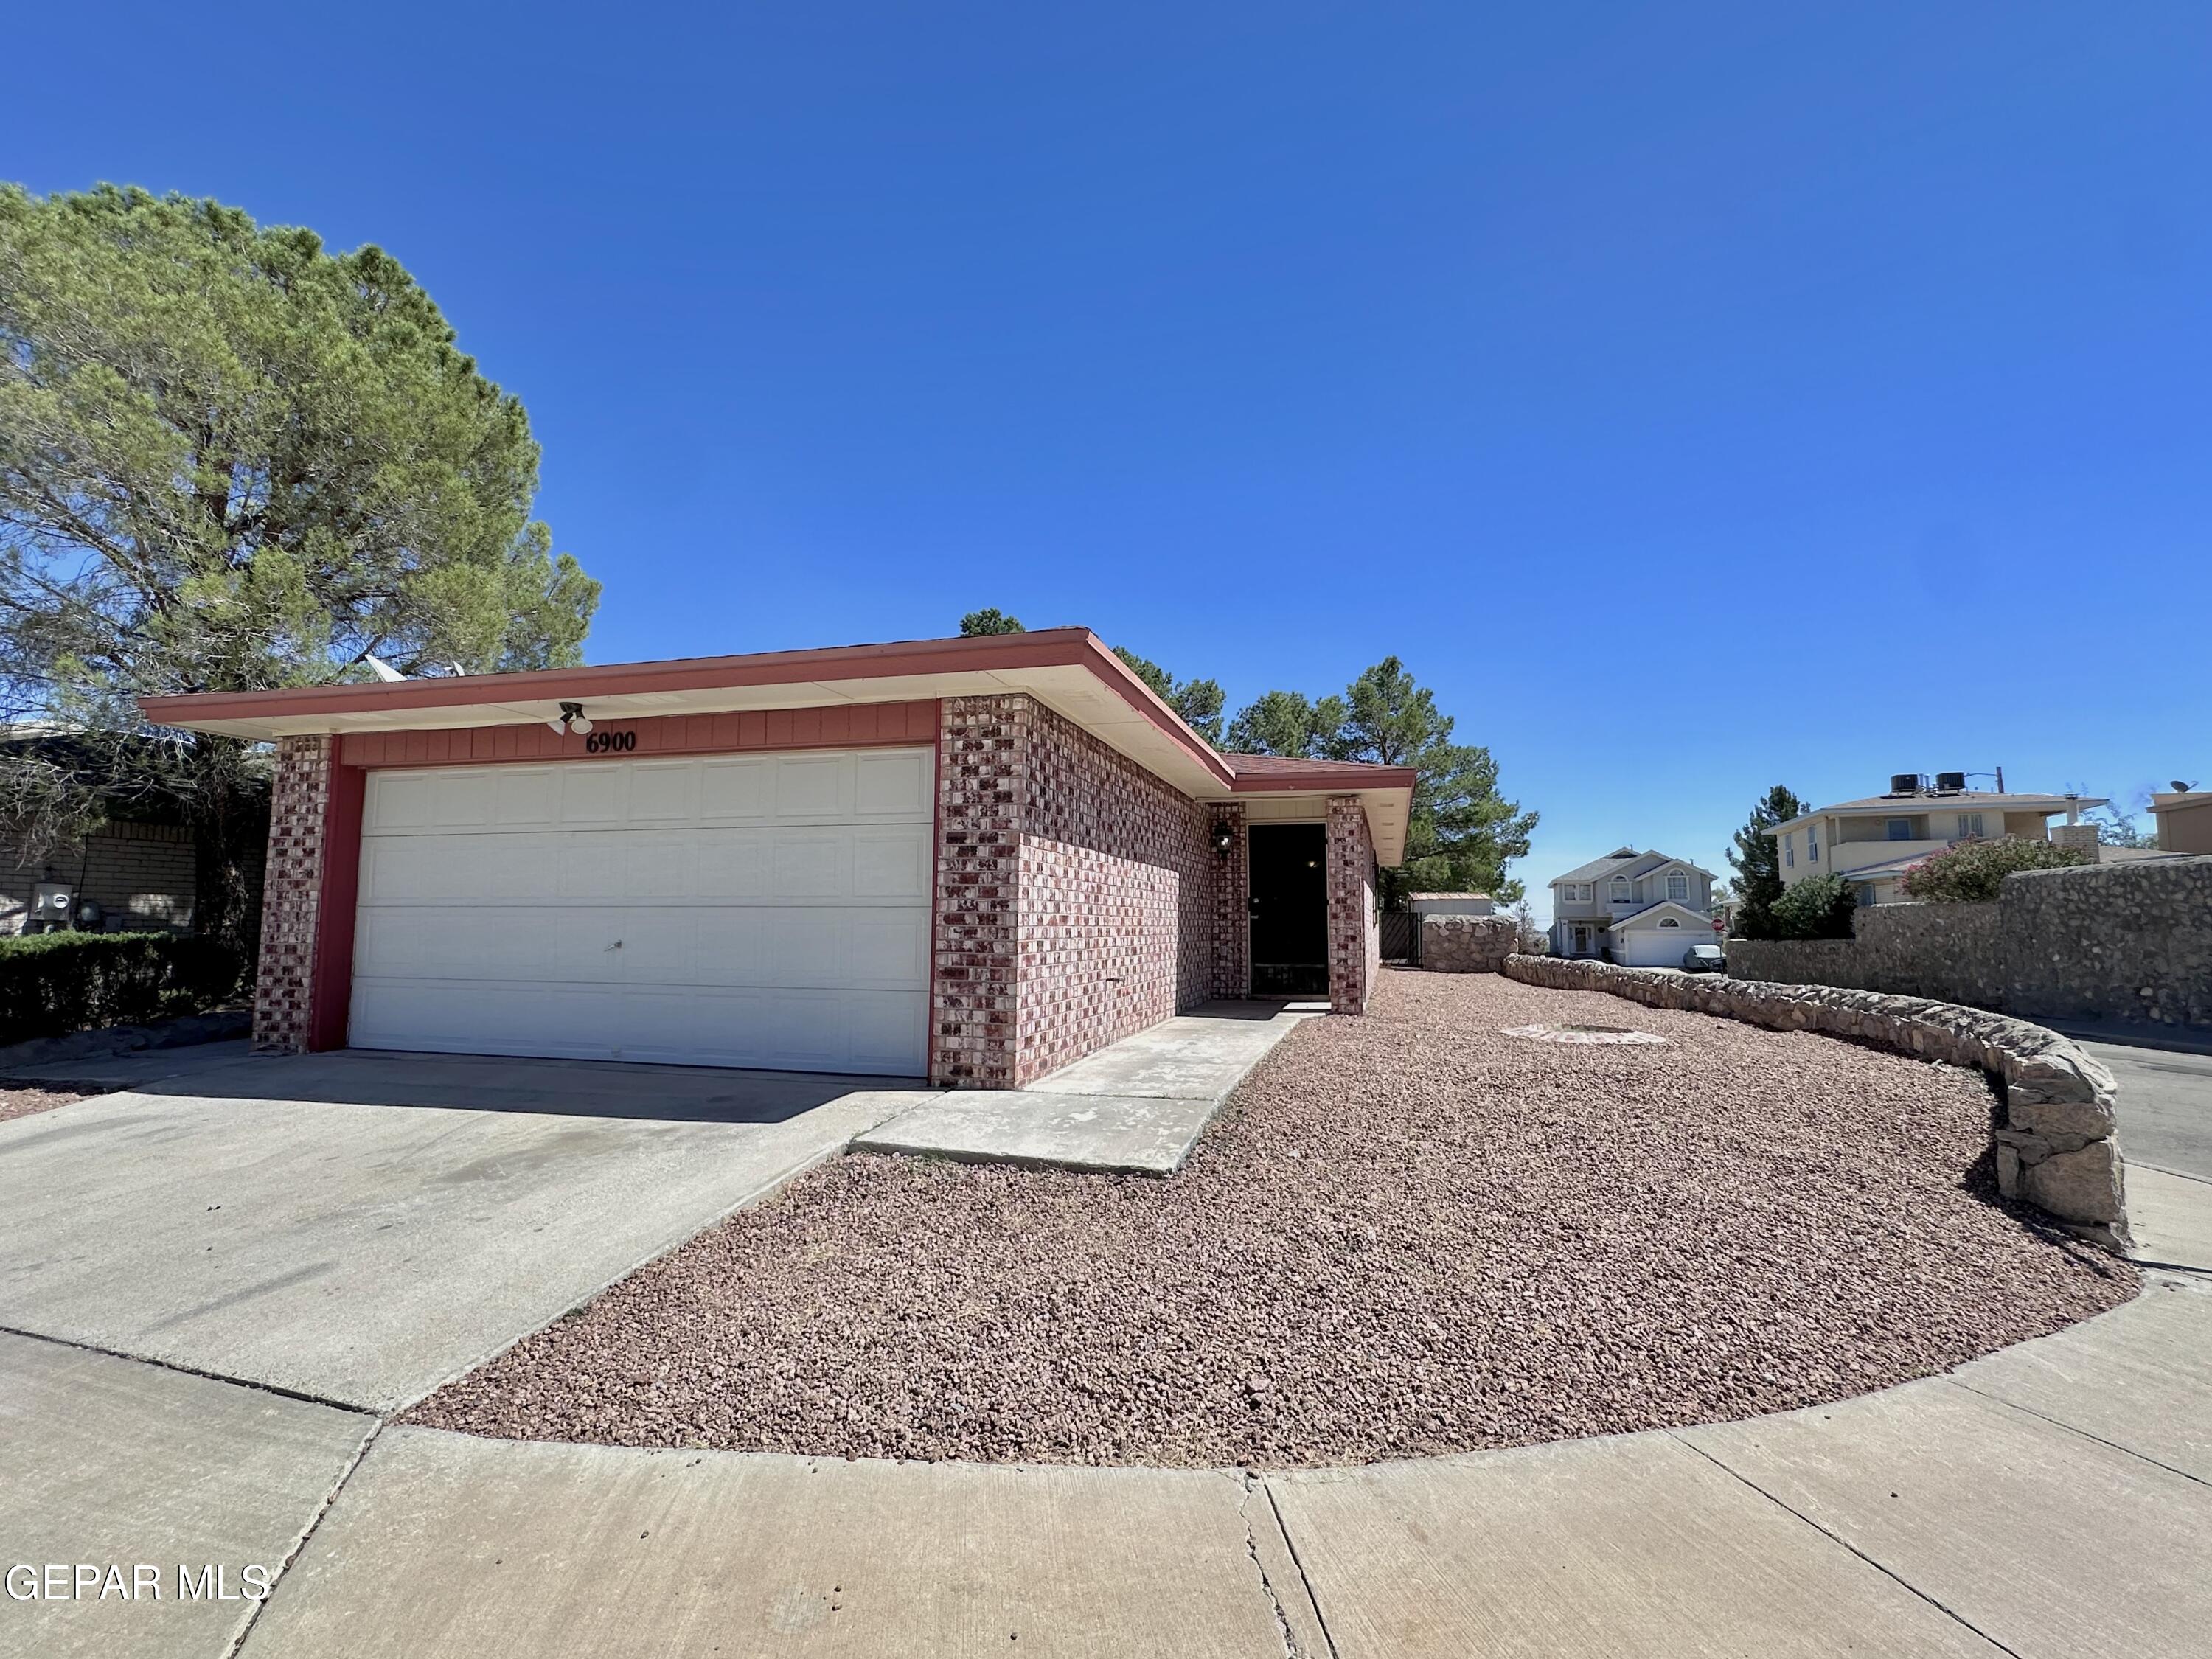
[1934, 771, 1967, 793]
[1888, 773, 1924, 796]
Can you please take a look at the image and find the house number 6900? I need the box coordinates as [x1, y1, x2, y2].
[584, 730, 637, 754]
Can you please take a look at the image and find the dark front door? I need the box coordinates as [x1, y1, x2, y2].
[1248, 823, 1328, 996]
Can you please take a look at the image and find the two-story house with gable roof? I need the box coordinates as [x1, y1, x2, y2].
[1548, 848, 1718, 965]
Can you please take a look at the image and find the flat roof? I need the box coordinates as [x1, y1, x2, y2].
[1769, 791, 2107, 835]
[140, 627, 1417, 861]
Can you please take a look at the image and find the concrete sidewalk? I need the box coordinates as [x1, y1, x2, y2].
[853, 1000, 1320, 1173]
[10, 1269, 2206, 1658]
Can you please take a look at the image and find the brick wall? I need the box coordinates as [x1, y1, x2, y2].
[930, 694, 1245, 1087]
[932, 696, 1027, 1086]
[1325, 794, 1378, 1014]
[1016, 701, 1220, 1082]
[1, 819, 199, 935]
[254, 735, 335, 1053]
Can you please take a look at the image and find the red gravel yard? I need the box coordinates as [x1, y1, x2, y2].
[0, 1086, 85, 1126]
[412, 970, 2136, 1467]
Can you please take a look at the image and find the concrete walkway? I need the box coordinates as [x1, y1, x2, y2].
[853, 1000, 1321, 1173]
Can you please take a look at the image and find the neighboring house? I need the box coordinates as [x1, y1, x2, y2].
[1548, 848, 1717, 966]
[1, 733, 206, 936]
[142, 628, 1416, 1089]
[2150, 789, 2212, 855]
[1406, 891, 1493, 917]
[1768, 774, 2110, 908]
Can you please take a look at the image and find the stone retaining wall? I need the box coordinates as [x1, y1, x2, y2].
[1502, 953, 2130, 1249]
[1419, 914, 1518, 973]
[1728, 855, 2212, 1031]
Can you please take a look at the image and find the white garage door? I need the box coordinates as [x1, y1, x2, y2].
[348, 747, 933, 1075]
[1616, 920, 1700, 967]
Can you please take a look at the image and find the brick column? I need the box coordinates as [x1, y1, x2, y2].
[1325, 795, 1378, 1015]
[1208, 801, 1249, 1000]
[254, 735, 335, 1053]
[932, 696, 1030, 1086]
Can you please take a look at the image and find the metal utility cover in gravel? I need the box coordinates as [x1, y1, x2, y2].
[413, 971, 2137, 1469]
[1503, 1022, 1669, 1045]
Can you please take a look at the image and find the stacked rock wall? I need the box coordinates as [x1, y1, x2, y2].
[1729, 855, 2212, 1032]
[1420, 914, 1518, 973]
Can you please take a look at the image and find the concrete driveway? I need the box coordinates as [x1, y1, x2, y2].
[0, 1047, 921, 1411]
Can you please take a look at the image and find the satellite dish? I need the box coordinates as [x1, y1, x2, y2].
[362, 653, 406, 683]
[2175, 779, 2200, 793]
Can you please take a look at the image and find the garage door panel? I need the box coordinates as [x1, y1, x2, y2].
[368, 771, 434, 831]
[855, 748, 932, 818]
[699, 757, 773, 821]
[695, 835, 770, 899]
[848, 992, 930, 1072]
[852, 827, 931, 899]
[773, 754, 849, 819]
[350, 748, 933, 1074]
[770, 830, 851, 898]
[627, 762, 698, 823]
[493, 768, 560, 827]
[848, 912, 930, 990]
[618, 831, 695, 900]
[558, 766, 627, 825]
[554, 833, 628, 900]
[429, 771, 496, 829]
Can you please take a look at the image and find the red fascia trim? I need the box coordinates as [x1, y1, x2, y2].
[139, 628, 1239, 790]
[1228, 766, 1419, 794]
[306, 760, 366, 1052]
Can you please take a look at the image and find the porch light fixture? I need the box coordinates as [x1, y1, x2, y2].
[548, 700, 594, 736]
[1211, 821, 1235, 857]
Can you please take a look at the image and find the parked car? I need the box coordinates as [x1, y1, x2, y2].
[1682, 943, 1726, 974]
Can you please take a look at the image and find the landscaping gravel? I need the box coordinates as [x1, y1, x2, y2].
[413, 970, 2138, 1468]
[0, 1085, 86, 1125]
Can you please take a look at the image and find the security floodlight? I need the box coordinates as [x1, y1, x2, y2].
[549, 700, 591, 736]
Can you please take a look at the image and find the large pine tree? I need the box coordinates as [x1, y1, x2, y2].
[0, 185, 600, 948]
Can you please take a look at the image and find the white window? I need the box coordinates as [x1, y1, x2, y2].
[1957, 812, 1984, 838]
[1610, 876, 1630, 903]
[1666, 872, 1688, 903]
[1808, 825, 1818, 861]
[1659, 917, 1680, 928]
[1785, 836, 1795, 868]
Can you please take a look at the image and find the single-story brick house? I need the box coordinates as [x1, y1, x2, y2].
[142, 629, 1413, 1088]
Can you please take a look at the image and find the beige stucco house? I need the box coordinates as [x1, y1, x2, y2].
[1548, 849, 1717, 965]
[2150, 789, 2212, 855]
[1768, 774, 2107, 907]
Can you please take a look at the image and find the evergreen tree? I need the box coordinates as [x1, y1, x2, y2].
[1725, 785, 1806, 939]
[0, 185, 599, 948]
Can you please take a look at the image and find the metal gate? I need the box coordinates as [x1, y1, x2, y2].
[1380, 911, 1418, 963]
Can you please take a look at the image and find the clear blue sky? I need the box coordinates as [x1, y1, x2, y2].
[10, 3, 2208, 919]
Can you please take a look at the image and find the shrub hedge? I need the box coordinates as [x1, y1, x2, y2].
[0, 932, 245, 1047]
[1901, 835, 2094, 903]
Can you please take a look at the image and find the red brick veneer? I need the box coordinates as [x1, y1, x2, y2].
[931, 695, 1248, 1086]
[1325, 794, 1379, 1014]
[254, 735, 335, 1052]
